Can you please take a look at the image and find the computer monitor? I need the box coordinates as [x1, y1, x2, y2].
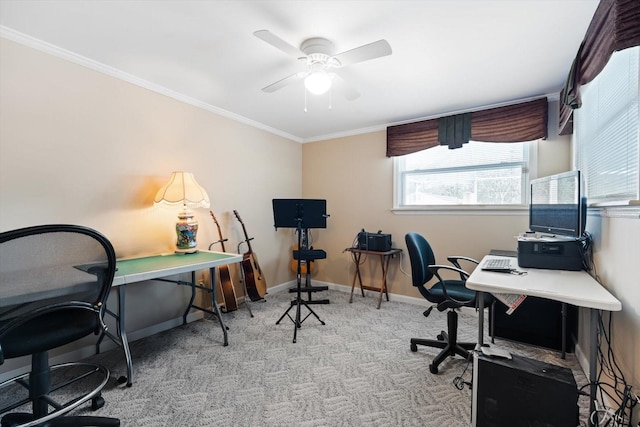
[529, 170, 586, 238]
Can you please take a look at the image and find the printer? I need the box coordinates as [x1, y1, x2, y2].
[517, 235, 585, 271]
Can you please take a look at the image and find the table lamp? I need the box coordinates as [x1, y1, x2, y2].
[153, 171, 210, 253]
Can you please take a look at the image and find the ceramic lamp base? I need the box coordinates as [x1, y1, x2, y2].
[176, 208, 198, 253]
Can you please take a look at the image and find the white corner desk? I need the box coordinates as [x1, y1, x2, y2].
[466, 255, 622, 427]
[97, 250, 242, 386]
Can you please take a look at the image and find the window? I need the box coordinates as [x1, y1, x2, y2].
[394, 140, 533, 208]
[575, 46, 639, 205]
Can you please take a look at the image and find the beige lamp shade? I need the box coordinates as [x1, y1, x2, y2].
[154, 172, 210, 253]
[153, 172, 210, 208]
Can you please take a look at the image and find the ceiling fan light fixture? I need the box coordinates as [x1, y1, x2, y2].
[304, 70, 332, 95]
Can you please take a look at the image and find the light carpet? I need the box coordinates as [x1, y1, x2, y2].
[1, 290, 589, 426]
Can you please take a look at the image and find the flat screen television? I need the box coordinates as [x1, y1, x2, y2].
[529, 171, 586, 238]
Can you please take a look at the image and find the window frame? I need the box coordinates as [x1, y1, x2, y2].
[392, 140, 537, 214]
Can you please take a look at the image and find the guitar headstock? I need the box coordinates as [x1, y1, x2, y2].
[233, 210, 243, 224]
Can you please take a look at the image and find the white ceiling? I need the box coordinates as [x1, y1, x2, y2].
[0, 0, 599, 143]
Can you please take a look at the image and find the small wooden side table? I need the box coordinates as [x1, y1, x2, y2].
[345, 247, 402, 309]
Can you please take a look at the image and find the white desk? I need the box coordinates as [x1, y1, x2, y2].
[466, 255, 621, 427]
[99, 250, 242, 386]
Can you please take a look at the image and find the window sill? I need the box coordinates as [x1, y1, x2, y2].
[588, 202, 640, 219]
[392, 205, 528, 215]
[588, 200, 639, 207]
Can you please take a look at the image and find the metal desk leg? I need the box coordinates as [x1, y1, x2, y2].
[588, 308, 599, 427]
[210, 267, 228, 346]
[183, 271, 197, 324]
[118, 286, 133, 387]
[561, 302, 567, 359]
[477, 291, 485, 349]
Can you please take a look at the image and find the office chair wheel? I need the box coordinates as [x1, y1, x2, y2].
[437, 334, 444, 341]
[92, 395, 105, 410]
[429, 364, 438, 374]
[410, 343, 418, 352]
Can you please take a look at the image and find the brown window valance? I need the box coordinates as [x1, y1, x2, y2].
[559, 0, 640, 135]
[386, 97, 548, 157]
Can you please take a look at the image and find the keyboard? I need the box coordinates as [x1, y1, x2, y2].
[481, 258, 512, 271]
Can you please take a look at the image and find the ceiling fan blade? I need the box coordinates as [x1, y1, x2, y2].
[262, 72, 304, 93]
[254, 30, 302, 58]
[333, 39, 392, 67]
[331, 74, 360, 101]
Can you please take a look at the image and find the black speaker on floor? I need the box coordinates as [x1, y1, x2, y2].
[472, 353, 578, 427]
[491, 296, 578, 352]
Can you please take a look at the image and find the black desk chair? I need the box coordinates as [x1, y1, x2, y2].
[0, 224, 120, 426]
[405, 232, 492, 374]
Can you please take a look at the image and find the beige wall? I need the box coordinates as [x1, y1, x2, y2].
[301, 100, 571, 299]
[0, 38, 301, 374]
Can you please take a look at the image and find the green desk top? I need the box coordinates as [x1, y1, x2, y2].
[113, 250, 242, 286]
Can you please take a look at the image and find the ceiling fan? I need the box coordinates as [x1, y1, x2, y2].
[254, 30, 392, 101]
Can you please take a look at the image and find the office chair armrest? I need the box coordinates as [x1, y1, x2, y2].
[427, 264, 475, 306]
[446, 256, 479, 280]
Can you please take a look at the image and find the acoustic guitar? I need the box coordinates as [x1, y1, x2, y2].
[233, 210, 267, 301]
[209, 211, 238, 312]
[290, 229, 315, 274]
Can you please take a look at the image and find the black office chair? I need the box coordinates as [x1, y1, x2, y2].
[0, 224, 120, 426]
[405, 232, 492, 374]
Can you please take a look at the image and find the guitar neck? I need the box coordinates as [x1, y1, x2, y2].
[233, 210, 254, 254]
[209, 211, 227, 252]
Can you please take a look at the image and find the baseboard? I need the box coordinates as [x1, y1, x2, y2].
[574, 340, 589, 378]
[267, 279, 433, 308]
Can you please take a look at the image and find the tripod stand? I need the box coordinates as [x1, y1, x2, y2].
[272, 199, 328, 343]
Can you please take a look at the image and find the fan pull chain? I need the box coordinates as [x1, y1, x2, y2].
[328, 87, 332, 110]
[304, 88, 308, 113]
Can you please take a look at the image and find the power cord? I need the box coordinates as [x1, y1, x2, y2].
[590, 401, 624, 426]
[589, 310, 639, 426]
[453, 357, 473, 390]
[577, 241, 638, 426]
[580, 231, 594, 272]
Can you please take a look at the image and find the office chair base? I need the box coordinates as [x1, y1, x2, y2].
[1, 414, 120, 427]
[410, 310, 476, 374]
[0, 361, 117, 427]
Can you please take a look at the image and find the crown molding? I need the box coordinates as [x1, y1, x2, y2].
[0, 26, 302, 143]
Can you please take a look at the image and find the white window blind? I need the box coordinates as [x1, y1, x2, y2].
[395, 141, 530, 207]
[575, 46, 639, 204]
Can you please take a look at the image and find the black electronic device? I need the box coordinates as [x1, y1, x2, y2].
[491, 295, 578, 352]
[529, 170, 586, 238]
[357, 230, 392, 252]
[472, 353, 579, 427]
[517, 236, 584, 271]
